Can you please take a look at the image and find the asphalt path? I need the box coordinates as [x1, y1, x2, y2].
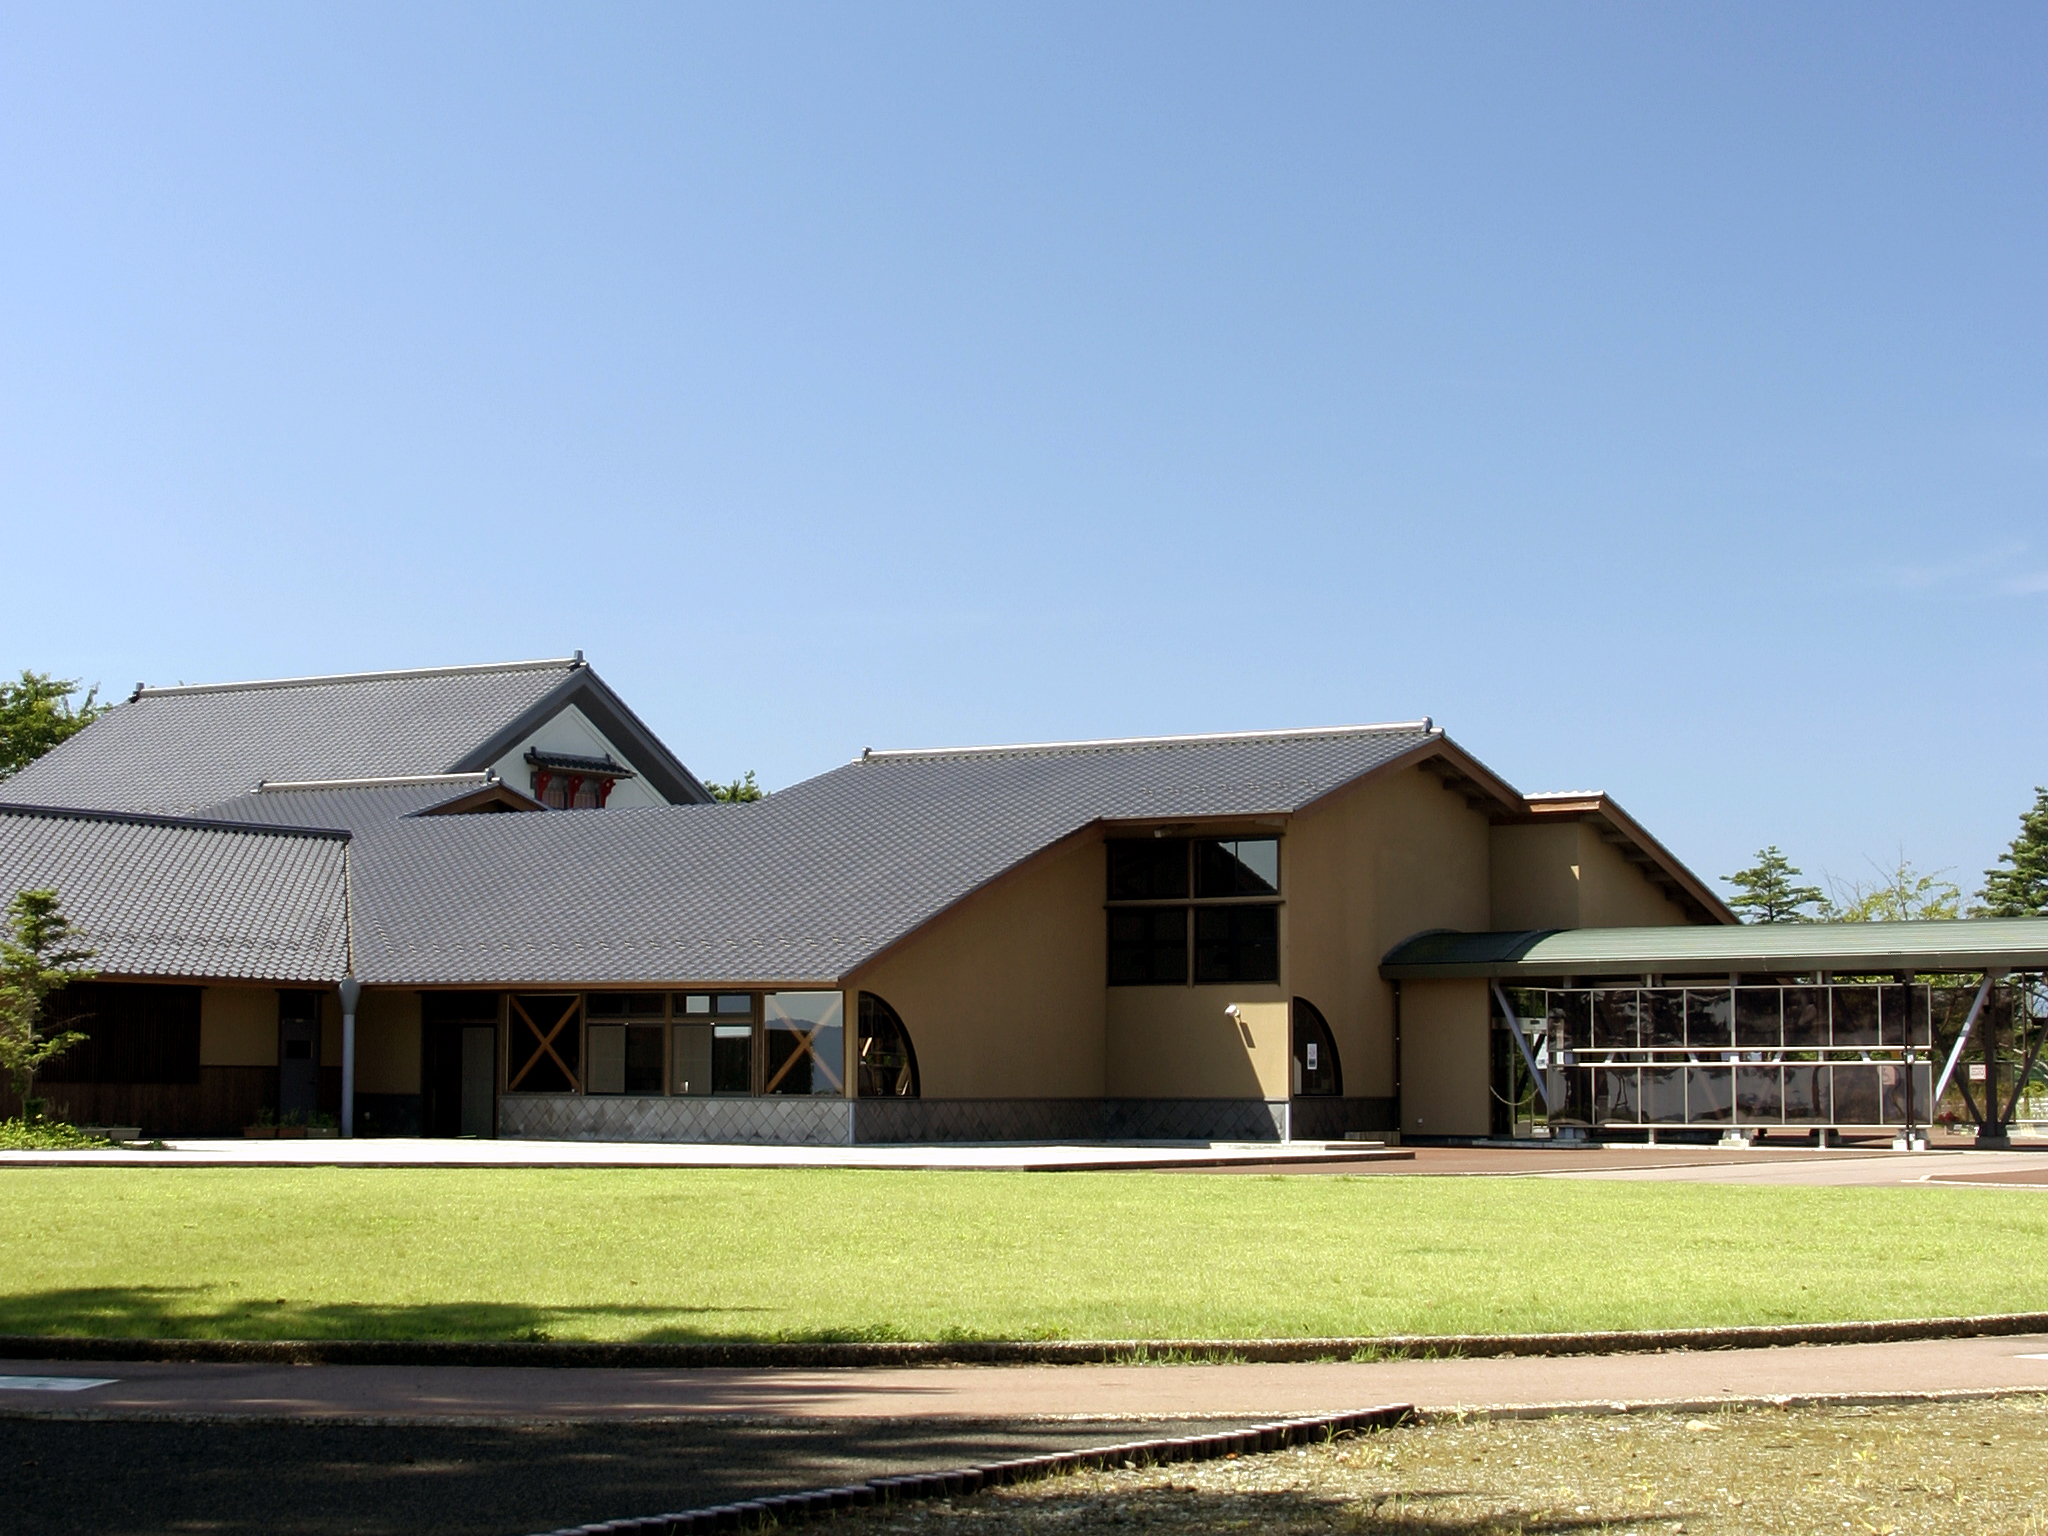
[7, 1334, 2048, 1536]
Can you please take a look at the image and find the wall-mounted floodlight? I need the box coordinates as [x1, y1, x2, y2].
[1224, 1004, 1242, 1020]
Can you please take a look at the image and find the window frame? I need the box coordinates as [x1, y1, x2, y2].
[1103, 832, 1283, 988]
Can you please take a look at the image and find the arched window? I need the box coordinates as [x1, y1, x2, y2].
[857, 992, 920, 1097]
[1292, 997, 1342, 1097]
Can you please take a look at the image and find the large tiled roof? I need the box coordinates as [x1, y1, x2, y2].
[0, 805, 349, 983]
[348, 723, 1440, 986]
[1, 659, 581, 816]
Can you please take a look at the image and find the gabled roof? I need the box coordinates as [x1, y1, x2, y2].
[198, 775, 543, 834]
[1380, 918, 2048, 979]
[0, 804, 349, 983]
[346, 722, 1446, 987]
[1514, 791, 1736, 925]
[1, 657, 708, 816]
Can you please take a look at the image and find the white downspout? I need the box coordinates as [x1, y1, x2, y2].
[339, 976, 361, 1137]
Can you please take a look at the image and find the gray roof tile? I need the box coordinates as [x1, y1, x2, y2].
[197, 781, 495, 833]
[1, 660, 580, 816]
[348, 724, 1438, 987]
[0, 805, 349, 983]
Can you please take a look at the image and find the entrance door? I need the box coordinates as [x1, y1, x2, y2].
[422, 992, 501, 1137]
[460, 1026, 496, 1137]
[278, 992, 321, 1121]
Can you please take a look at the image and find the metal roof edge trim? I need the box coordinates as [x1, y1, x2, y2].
[0, 801, 352, 841]
[260, 773, 493, 791]
[133, 657, 580, 698]
[859, 720, 1438, 762]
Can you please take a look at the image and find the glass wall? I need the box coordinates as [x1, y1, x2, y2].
[1495, 984, 1948, 1130]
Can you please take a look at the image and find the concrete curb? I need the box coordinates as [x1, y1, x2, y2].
[4, 1310, 2046, 1371]
[518, 1403, 1416, 1536]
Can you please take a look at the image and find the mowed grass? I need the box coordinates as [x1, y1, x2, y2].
[2, 1168, 2044, 1344]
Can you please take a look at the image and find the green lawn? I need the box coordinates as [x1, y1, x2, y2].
[2, 1168, 2043, 1344]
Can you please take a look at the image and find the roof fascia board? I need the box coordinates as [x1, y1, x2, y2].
[450, 667, 712, 805]
[1288, 733, 1524, 823]
[412, 784, 547, 816]
[1537, 794, 1737, 926]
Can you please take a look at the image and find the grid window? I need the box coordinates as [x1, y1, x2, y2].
[1108, 907, 1189, 985]
[1193, 904, 1279, 985]
[1107, 838, 1189, 900]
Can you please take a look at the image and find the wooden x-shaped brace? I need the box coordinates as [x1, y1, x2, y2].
[764, 1020, 844, 1095]
[509, 995, 581, 1092]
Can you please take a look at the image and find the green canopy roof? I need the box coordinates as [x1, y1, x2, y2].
[1380, 918, 2048, 980]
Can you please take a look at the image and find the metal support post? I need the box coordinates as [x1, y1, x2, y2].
[1491, 983, 1551, 1116]
[1932, 972, 1998, 1110]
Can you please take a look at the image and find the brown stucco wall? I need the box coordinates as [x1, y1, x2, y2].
[1399, 978, 1490, 1136]
[1105, 987, 1288, 1097]
[1573, 824, 1692, 927]
[355, 988, 423, 1095]
[846, 829, 1107, 1097]
[199, 986, 277, 1067]
[1284, 764, 1493, 1102]
[1490, 822, 1694, 930]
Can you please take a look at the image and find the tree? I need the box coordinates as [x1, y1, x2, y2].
[706, 771, 764, 803]
[1722, 846, 1825, 923]
[0, 672, 105, 779]
[1978, 787, 2048, 918]
[0, 889, 97, 1116]
[1821, 856, 1962, 923]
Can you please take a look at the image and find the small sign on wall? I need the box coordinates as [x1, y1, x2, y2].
[1968, 1063, 1988, 1081]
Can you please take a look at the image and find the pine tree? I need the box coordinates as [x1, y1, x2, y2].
[0, 672, 104, 779]
[1722, 846, 1825, 923]
[0, 889, 97, 1115]
[1979, 787, 2048, 918]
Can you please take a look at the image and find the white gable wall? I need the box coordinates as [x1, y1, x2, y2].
[485, 703, 671, 808]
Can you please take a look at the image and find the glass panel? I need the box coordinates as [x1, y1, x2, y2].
[763, 990, 845, 1096]
[1881, 985, 1930, 1048]
[715, 994, 753, 1017]
[1108, 907, 1188, 985]
[1686, 990, 1732, 1050]
[681, 994, 712, 1015]
[508, 995, 581, 1094]
[586, 1024, 626, 1095]
[625, 1024, 664, 1092]
[1193, 904, 1279, 985]
[1782, 988, 1826, 1050]
[1558, 1066, 1594, 1125]
[1686, 1066, 1733, 1122]
[1783, 1065, 1830, 1123]
[857, 993, 920, 1098]
[1291, 998, 1341, 1096]
[587, 992, 665, 1020]
[1879, 1063, 1933, 1123]
[1643, 1066, 1687, 1122]
[711, 1024, 752, 1094]
[1642, 990, 1685, 1050]
[1595, 1068, 1641, 1123]
[1736, 1065, 1783, 1122]
[1194, 838, 1279, 897]
[1832, 1064, 1880, 1124]
[674, 1023, 712, 1095]
[1548, 991, 1591, 1054]
[1592, 991, 1639, 1049]
[1832, 987, 1879, 1047]
[1735, 989, 1781, 1049]
[1107, 838, 1188, 900]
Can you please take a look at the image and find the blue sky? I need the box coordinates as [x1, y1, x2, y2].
[2, 3, 2043, 905]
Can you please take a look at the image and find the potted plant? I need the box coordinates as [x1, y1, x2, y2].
[277, 1108, 307, 1139]
[306, 1111, 339, 1139]
[244, 1106, 277, 1139]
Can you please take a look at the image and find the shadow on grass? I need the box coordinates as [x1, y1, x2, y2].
[0, 1285, 804, 1343]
